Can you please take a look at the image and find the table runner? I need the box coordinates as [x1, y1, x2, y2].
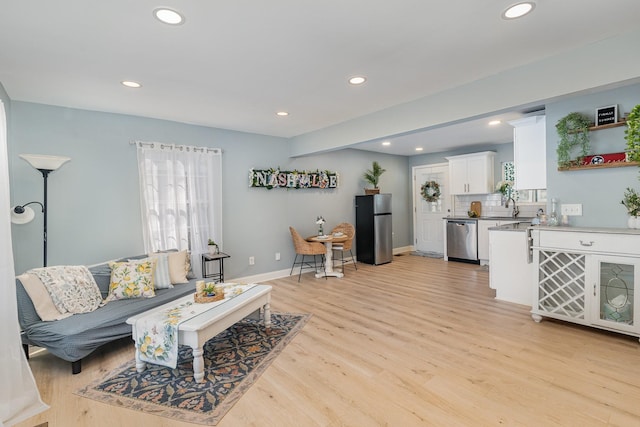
[135, 283, 256, 369]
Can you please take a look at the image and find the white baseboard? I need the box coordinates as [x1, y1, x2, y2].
[228, 268, 292, 284]
[227, 247, 413, 284]
[394, 245, 414, 254]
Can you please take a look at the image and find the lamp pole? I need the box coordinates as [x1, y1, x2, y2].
[39, 169, 51, 267]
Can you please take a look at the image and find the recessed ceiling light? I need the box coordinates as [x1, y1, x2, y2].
[153, 8, 185, 25]
[415, 147, 423, 152]
[502, 2, 535, 19]
[349, 76, 367, 85]
[276, 111, 289, 117]
[121, 81, 141, 88]
[489, 120, 501, 126]
[382, 141, 391, 146]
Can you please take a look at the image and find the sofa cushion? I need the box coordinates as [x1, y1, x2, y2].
[88, 262, 113, 298]
[105, 260, 156, 301]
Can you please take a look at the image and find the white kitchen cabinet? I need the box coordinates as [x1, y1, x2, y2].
[446, 151, 495, 195]
[489, 227, 534, 306]
[531, 227, 640, 340]
[590, 255, 639, 335]
[508, 115, 546, 190]
[478, 219, 518, 264]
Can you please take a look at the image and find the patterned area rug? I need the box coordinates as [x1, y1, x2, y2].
[410, 250, 444, 259]
[76, 312, 310, 425]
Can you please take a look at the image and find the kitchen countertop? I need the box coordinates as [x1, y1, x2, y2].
[489, 223, 640, 234]
[488, 222, 532, 232]
[445, 216, 534, 221]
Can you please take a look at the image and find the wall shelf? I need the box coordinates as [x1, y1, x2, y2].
[588, 119, 626, 131]
[559, 118, 630, 170]
[558, 161, 638, 171]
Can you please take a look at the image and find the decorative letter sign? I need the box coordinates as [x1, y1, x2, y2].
[596, 105, 618, 126]
[249, 168, 339, 189]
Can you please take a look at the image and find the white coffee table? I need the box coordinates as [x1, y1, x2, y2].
[126, 284, 272, 383]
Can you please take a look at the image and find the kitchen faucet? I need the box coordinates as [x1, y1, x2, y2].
[505, 196, 520, 218]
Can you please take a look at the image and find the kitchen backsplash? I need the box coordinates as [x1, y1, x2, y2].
[452, 193, 545, 218]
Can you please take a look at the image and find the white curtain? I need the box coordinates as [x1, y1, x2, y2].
[0, 101, 48, 425]
[136, 142, 222, 278]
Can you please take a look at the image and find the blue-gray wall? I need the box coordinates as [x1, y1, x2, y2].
[7, 81, 640, 275]
[408, 83, 640, 229]
[545, 83, 640, 227]
[7, 101, 410, 275]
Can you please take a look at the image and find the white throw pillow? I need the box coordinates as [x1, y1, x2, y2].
[143, 253, 173, 289]
[17, 273, 72, 321]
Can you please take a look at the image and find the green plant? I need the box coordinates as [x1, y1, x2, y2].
[621, 187, 640, 216]
[495, 180, 513, 196]
[202, 283, 216, 295]
[556, 112, 591, 168]
[625, 104, 640, 164]
[207, 239, 217, 246]
[363, 161, 386, 188]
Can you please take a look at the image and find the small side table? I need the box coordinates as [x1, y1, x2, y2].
[201, 252, 230, 282]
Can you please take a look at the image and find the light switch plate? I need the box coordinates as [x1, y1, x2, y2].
[561, 204, 583, 216]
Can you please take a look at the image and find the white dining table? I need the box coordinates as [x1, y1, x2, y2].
[307, 234, 349, 278]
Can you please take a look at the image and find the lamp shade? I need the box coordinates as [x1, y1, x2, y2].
[19, 154, 71, 171]
[11, 205, 36, 224]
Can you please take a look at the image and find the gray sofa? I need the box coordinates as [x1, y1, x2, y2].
[16, 256, 198, 374]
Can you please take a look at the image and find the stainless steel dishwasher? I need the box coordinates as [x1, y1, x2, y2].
[446, 219, 479, 264]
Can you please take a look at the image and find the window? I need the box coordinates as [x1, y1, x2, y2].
[136, 142, 222, 277]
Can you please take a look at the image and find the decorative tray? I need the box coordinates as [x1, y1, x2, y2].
[194, 292, 224, 303]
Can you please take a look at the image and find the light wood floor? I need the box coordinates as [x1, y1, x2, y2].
[16, 254, 640, 427]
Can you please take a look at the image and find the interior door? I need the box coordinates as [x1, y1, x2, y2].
[413, 163, 450, 254]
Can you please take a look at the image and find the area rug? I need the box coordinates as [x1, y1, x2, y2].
[410, 250, 444, 259]
[75, 312, 310, 425]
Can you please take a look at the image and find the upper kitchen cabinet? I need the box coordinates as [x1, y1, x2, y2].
[508, 115, 546, 190]
[446, 151, 495, 195]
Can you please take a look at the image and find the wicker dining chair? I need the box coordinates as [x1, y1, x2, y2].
[289, 226, 327, 282]
[330, 222, 357, 274]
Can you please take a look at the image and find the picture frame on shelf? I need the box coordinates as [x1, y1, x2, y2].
[596, 104, 618, 126]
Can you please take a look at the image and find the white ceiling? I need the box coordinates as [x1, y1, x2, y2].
[1, 1, 640, 156]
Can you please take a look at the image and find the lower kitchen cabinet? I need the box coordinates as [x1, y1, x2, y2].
[479, 219, 518, 265]
[530, 227, 640, 340]
[489, 227, 533, 306]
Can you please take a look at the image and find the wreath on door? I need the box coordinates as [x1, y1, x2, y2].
[420, 180, 441, 202]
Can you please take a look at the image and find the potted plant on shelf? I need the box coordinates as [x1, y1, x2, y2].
[556, 112, 591, 168]
[207, 239, 219, 255]
[625, 104, 640, 165]
[621, 187, 640, 229]
[363, 161, 386, 194]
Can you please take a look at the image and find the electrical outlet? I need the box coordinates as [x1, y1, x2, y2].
[561, 204, 583, 216]
[249, 256, 255, 265]
[275, 252, 281, 261]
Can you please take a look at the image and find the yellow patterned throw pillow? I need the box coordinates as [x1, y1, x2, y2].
[105, 260, 156, 301]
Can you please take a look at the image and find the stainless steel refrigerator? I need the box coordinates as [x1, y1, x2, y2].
[355, 194, 392, 265]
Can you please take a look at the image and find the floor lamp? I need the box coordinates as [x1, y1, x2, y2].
[11, 154, 71, 267]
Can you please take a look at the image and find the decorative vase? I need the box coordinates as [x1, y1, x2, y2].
[628, 216, 639, 229]
[208, 245, 219, 255]
[364, 188, 380, 195]
[318, 224, 324, 236]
